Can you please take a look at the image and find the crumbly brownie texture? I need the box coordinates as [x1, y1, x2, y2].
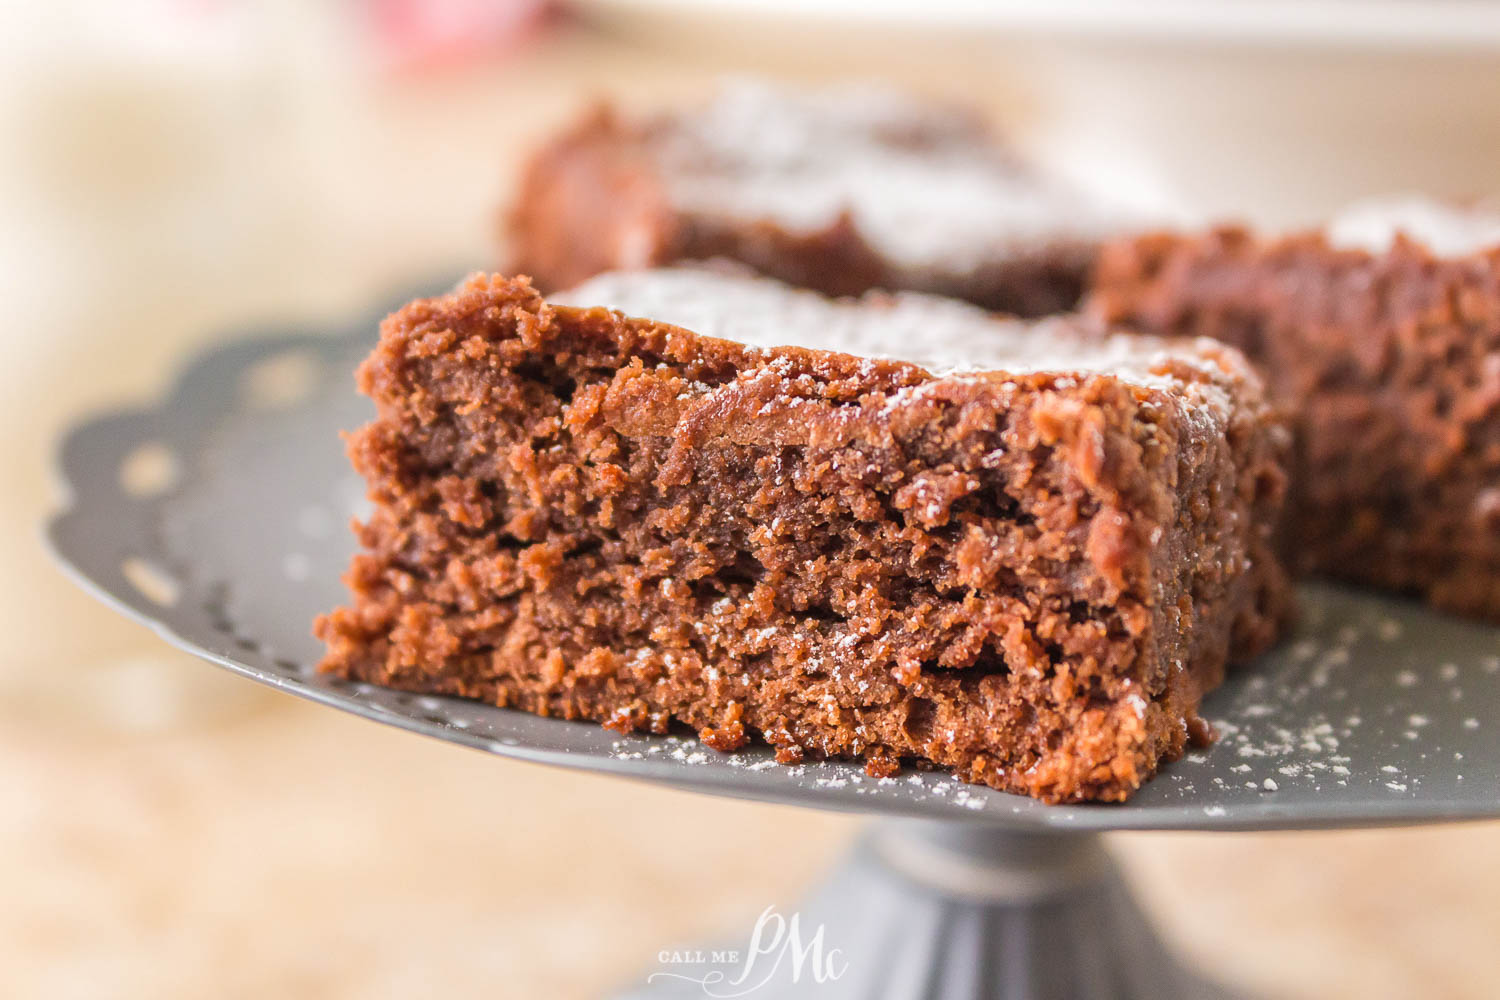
[317, 269, 1290, 803]
[1090, 217, 1500, 619]
[507, 81, 1135, 317]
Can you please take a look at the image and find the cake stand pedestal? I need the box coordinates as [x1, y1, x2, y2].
[48, 314, 1500, 1000]
[619, 823, 1234, 1000]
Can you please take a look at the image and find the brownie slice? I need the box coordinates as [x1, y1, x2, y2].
[1090, 201, 1500, 620]
[316, 269, 1290, 803]
[507, 80, 1139, 318]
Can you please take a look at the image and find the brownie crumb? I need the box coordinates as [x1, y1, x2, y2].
[317, 269, 1291, 802]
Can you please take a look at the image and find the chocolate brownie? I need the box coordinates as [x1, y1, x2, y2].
[316, 268, 1290, 802]
[507, 81, 1138, 318]
[1090, 200, 1500, 619]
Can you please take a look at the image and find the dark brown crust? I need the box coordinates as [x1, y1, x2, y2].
[316, 274, 1290, 802]
[1090, 227, 1500, 620]
[506, 105, 1091, 318]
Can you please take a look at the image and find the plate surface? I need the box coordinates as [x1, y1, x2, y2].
[46, 302, 1500, 831]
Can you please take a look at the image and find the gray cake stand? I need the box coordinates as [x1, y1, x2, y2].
[47, 305, 1500, 1000]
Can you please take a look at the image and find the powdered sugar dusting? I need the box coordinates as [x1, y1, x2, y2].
[1327, 195, 1500, 258]
[559, 267, 1241, 413]
[649, 79, 1140, 275]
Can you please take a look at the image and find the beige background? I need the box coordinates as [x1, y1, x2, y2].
[3, 8, 1498, 998]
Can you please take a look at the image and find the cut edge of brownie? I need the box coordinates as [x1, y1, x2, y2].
[316, 273, 1290, 802]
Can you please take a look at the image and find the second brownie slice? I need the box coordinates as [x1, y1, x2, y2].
[318, 269, 1290, 802]
[507, 81, 1139, 317]
[1091, 204, 1500, 620]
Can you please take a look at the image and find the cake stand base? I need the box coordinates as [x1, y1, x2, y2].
[618, 822, 1243, 1000]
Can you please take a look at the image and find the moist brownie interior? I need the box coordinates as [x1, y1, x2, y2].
[317, 268, 1290, 802]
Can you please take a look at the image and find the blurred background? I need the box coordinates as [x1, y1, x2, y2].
[5, 1, 1500, 997]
